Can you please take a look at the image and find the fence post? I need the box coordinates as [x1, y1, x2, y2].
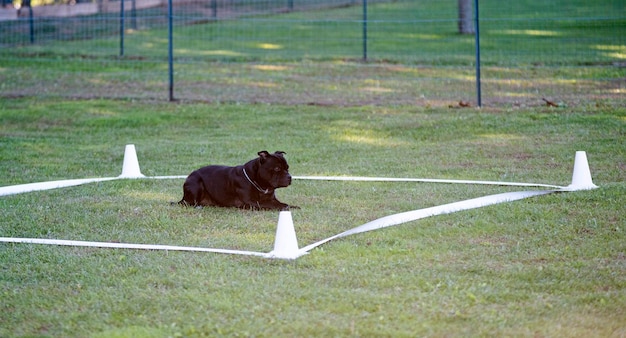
[362, 0, 367, 61]
[28, 5, 34, 43]
[474, 0, 481, 107]
[119, 0, 125, 56]
[168, 0, 174, 101]
[131, 0, 137, 29]
[22, 0, 34, 43]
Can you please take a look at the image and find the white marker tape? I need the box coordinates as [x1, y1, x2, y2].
[299, 189, 556, 253]
[0, 190, 557, 259]
[149, 175, 188, 180]
[0, 177, 119, 197]
[0, 237, 269, 258]
[0, 146, 597, 259]
[293, 175, 564, 189]
[0, 175, 562, 197]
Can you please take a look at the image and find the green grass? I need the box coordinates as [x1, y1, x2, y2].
[0, 1, 624, 335]
[1, 98, 625, 337]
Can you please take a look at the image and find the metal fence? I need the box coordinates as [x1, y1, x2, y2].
[0, 0, 624, 106]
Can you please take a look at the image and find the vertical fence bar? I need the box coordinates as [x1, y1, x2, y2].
[131, 0, 137, 30]
[27, 4, 34, 44]
[168, 0, 174, 101]
[119, 0, 125, 56]
[23, 0, 34, 43]
[362, 0, 367, 60]
[474, 0, 481, 107]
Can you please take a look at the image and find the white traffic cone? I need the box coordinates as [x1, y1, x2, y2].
[564, 151, 598, 191]
[119, 144, 145, 178]
[268, 211, 304, 259]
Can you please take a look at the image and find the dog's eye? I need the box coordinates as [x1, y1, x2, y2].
[274, 167, 281, 172]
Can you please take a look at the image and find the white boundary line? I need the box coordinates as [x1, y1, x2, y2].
[299, 189, 556, 253]
[0, 177, 119, 197]
[0, 175, 564, 197]
[0, 176, 560, 259]
[0, 189, 557, 259]
[0, 237, 269, 258]
[293, 175, 564, 189]
[0, 146, 597, 259]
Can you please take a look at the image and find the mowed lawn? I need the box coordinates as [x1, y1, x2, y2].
[0, 98, 624, 337]
[1, 0, 625, 336]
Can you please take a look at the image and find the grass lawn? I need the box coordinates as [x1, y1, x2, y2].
[0, 0, 625, 336]
[0, 98, 625, 337]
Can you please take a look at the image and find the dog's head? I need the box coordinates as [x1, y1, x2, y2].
[256, 150, 292, 189]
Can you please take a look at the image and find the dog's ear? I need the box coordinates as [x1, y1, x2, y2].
[258, 150, 270, 163]
[274, 151, 286, 156]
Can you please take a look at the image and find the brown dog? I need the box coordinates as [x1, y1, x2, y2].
[177, 151, 298, 210]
